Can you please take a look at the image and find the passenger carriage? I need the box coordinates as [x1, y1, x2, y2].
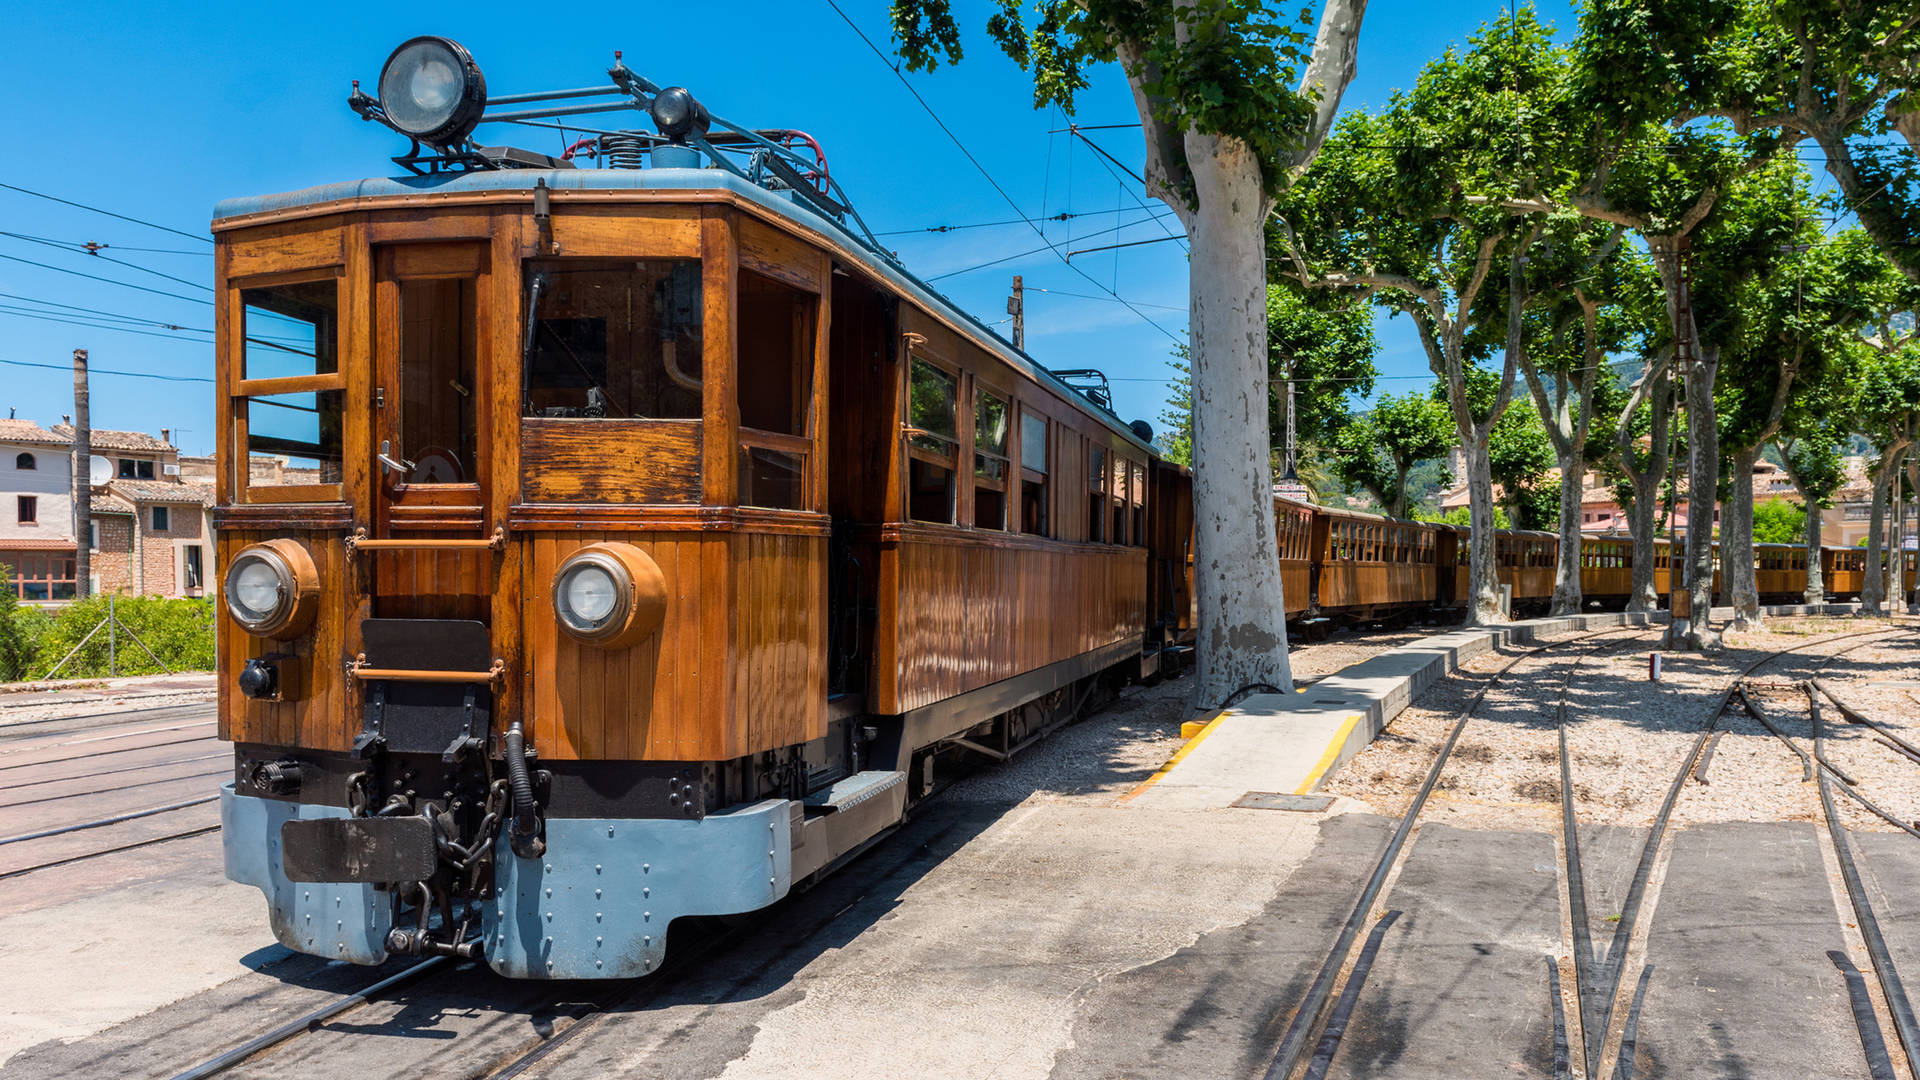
[216, 38, 1184, 979]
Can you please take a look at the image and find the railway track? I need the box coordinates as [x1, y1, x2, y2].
[1262, 619, 1917, 1080]
[0, 701, 222, 882]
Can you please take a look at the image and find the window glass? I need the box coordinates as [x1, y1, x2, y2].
[394, 277, 478, 483]
[242, 279, 339, 381]
[974, 391, 1009, 531]
[246, 390, 344, 487]
[737, 270, 816, 437]
[909, 359, 957, 454]
[740, 446, 806, 510]
[1022, 411, 1048, 474]
[16, 496, 35, 524]
[1087, 446, 1106, 542]
[523, 259, 703, 419]
[14, 453, 32, 470]
[152, 506, 169, 531]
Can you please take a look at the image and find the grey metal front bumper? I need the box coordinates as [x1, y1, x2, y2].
[221, 784, 794, 978]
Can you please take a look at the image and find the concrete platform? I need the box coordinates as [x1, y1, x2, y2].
[1127, 602, 1869, 812]
[1129, 611, 1666, 810]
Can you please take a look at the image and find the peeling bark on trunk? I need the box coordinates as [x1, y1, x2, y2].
[1726, 447, 1760, 631]
[1464, 440, 1501, 622]
[1185, 134, 1294, 705]
[1617, 362, 1672, 613]
[1552, 452, 1584, 615]
[1627, 470, 1663, 611]
[1863, 460, 1894, 614]
[1682, 346, 1722, 649]
[1803, 492, 1825, 603]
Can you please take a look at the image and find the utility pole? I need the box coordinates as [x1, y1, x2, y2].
[1007, 275, 1025, 351]
[72, 348, 91, 601]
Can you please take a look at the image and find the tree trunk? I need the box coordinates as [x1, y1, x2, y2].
[1390, 461, 1409, 519]
[1683, 346, 1721, 649]
[1627, 468, 1662, 612]
[1185, 133, 1293, 705]
[1464, 438, 1502, 624]
[1726, 446, 1761, 631]
[1861, 449, 1902, 614]
[1550, 449, 1584, 615]
[1802, 489, 1824, 603]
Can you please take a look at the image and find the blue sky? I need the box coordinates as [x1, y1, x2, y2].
[0, 0, 1584, 456]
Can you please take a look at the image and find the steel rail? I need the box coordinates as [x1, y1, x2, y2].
[0, 751, 226, 793]
[1810, 678, 1920, 763]
[0, 768, 226, 810]
[1585, 627, 1906, 1078]
[1260, 623, 1651, 1080]
[0, 717, 214, 754]
[1739, 684, 1920, 840]
[0, 795, 217, 846]
[0, 733, 217, 772]
[165, 958, 451, 1080]
[0, 824, 221, 880]
[1820, 765, 1920, 1080]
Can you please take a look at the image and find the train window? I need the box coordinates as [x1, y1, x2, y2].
[1088, 446, 1106, 542]
[244, 390, 344, 486]
[975, 390, 1009, 530]
[1020, 410, 1049, 536]
[1112, 455, 1128, 544]
[394, 277, 477, 484]
[523, 259, 703, 420]
[907, 358, 957, 524]
[242, 279, 339, 380]
[1121, 457, 1136, 541]
[737, 271, 817, 510]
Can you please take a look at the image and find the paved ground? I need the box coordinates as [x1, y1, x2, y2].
[4, 619, 1920, 1079]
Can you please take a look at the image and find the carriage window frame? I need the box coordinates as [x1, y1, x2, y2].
[906, 354, 960, 525]
[1019, 407, 1050, 537]
[230, 268, 348, 504]
[973, 386, 1010, 531]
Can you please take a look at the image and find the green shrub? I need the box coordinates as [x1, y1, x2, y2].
[0, 568, 42, 681]
[29, 594, 216, 679]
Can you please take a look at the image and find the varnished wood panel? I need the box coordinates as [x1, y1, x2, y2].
[226, 220, 347, 279]
[217, 529, 352, 751]
[737, 214, 825, 293]
[520, 420, 702, 503]
[522, 526, 826, 762]
[870, 530, 1146, 715]
[550, 204, 701, 258]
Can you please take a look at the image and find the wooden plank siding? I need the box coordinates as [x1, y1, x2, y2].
[216, 526, 354, 751]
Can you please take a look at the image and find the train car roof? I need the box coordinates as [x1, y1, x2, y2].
[212, 167, 1157, 455]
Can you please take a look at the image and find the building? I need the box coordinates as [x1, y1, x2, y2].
[0, 419, 214, 603]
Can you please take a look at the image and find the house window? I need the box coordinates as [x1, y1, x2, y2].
[16, 496, 35, 524]
[1020, 410, 1048, 536]
[89, 521, 98, 551]
[118, 458, 155, 480]
[183, 545, 204, 591]
[973, 390, 1009, 530]
[14, 452, 33, 470]
[12, 553, 75, 601]
[906, 358, 958, 524]
[151, 506, 170, 531]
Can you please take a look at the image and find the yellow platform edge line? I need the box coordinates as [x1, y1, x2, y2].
[1118, 711, 1229, 804]
[1294, 713, 1364, 795]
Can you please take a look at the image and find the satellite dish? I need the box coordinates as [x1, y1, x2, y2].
[87, 455, 113, 486]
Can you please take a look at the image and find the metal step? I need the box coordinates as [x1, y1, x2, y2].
[803, 770, 905, 813]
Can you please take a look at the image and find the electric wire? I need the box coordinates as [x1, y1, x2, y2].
[0, 181, 212, 244]
[820, 0, 1183, 345]
[0, 231, 213, 292]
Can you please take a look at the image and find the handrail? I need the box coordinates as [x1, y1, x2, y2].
[346, 657, 506, 684]
[345, 525, 506, 557]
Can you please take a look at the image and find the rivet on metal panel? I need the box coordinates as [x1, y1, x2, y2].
[596, 960, 603, 969]
[642, 887, 650, 898]
[644, 935, 651, 945]
[608, 827, 616, 838]
[546, 912, 553, 921]
[545, 888, 552, 898]
[643, 911, 650, 921]
[642, 863, 649, 872]
[595, 864, 602, 873]
[545, 864, 554, 872]
[596, 937, 602, 946]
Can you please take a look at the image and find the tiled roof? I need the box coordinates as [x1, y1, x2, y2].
[110, 480, 212, 505]
[0, 538, 76, 551]
[0, 419, 62, 445]
[89, 493, 135, 514]
[50, 425, 173, 453]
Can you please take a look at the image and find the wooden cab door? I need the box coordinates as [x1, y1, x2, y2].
[370, 242, 491, 620]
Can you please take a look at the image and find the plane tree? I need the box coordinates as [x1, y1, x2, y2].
[885, 0, 1369, 702]
[1327, 390, 1453, 518]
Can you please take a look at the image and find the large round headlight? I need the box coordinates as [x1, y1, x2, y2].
[378, 36, 487, 146]
[224, 540, 319, 640]
[552, 543, 667, 649]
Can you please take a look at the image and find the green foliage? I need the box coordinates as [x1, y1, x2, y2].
[26, 596, 216, 680]
[0, 569, 44, 682]
[1268, 283, 1377, 445]
[1419, 504, 1510, 529]
[1514, 477, 1562, 532]
[1328, 390, 1454, 517]
[889, 0, 1324, 196]
[1752, 499, 1806, 544]
[1158, 352, 1195, 467]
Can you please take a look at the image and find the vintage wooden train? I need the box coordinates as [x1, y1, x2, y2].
[215, 40, 1904, 980]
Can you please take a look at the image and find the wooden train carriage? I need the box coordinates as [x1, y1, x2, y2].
[1754, 542, 1809, 603]
[1434, 524, 1468, 609]
[1579, 534, 1636, 606]
[1274, 496, 1315, 618]
[1825, 546, 1867, 599]
[1496, 530, 1558, 604]
[1651, 538, 1724, 603]
[212, 166, 1160, 979]
[1310, 507, 1438, 619]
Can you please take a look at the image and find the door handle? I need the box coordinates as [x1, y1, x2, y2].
[379, 440, 415, 477]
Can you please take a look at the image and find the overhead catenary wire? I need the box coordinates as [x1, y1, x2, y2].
[820, 0, 1183, 345]
[0, 181, 212, 245]
[0, 231, 214, 293]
